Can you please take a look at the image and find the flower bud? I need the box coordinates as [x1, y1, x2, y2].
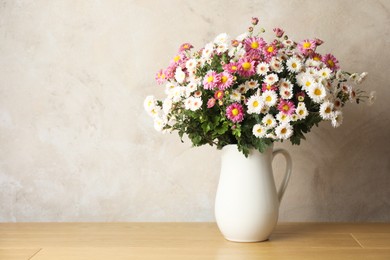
[248, 26, 253, 32]
[231, 39, 239, 47]
[273, 27, 284, 38]
[251, 17, 259, 25]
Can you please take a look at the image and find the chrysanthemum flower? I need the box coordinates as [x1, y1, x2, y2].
[246, 80, 259, 89]
[286, 57, 302, 73]
[276, 112, 291, 123]
[174, 67, 186, 83]
[277, 99, 296, 115]
[207, 98, 216, 108]
[331, 111, 343, 128]
[155, 69, 167, 84]
[226, 103, 244, 123]
[253, 124, 266, 138]
[297, 39, 317, 56]
[308, 84, 327, 103]
[256, 62, 269, 75]
[322, 53, 340, 71]
[223, 62, 239, 74]
[179, 43, 193, 52]
[262, 114, 277, 128]
[214, 90, 224, 100]
[230, 90, 241, 102]
[275, 123, 293, 140]
[295, 104, 308, 120]
[190, 97, 203, 111]
[244, 36, 266, 56]
[247, 95, 264, 114]
[238, 57, 256, 77]
[261, 83, 277, 92]
[319, 101, 334, 120]
[262, 90, 278, 107]
[264, 73, 279, 85]
[218, 72, 234, 90]
[318, 68, 332, 80]
[270, 57, 283, 73]
[263, 44, 278, 59]
[203, 71, 220, 90]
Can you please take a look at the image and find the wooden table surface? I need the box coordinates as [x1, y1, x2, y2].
[1, 222, 390, 259]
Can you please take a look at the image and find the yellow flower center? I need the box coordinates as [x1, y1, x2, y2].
[325, 107, 331, 113]
[251, 42, 259, 49]
[298, 96, 304, 101]
[283, 104, 289, 111]
[253, 101, 259, 107]
[267, 46, 274, 53]
[292, 63, 297, 68]
[305, 81, 311, 87]
[303, 42, 311, 49]
[281, 128, 287, 134]
[231, 65, 237, 71]
[265, 96, 272, 102]
[298, 109, 304, 115]
[217, 92, 223, 98]
[174, 55, 181, 62]
[232, 108, 239, 116]
[266, 119, 272, 125]
[221, 76, 228, 83]
[207, 76, 214, 83]
[242, 62, 251, 70]
[313, 56, 321, 61]
[327, 59, 335, 67]
[314, 88, 322, 96]
[257, 128, 263, 133]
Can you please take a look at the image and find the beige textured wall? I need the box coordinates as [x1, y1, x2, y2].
[0, 0, 389, 222]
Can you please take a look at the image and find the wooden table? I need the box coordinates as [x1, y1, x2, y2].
[1, 223, 390, 259]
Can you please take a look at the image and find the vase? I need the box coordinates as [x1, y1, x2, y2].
[215, 144, 292, 242]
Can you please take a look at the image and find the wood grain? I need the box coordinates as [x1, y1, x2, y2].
[0, 223, 389, 259]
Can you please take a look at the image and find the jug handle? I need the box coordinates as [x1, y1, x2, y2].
[272, 149, 292, 203]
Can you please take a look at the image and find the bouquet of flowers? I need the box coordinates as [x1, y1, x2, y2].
[144, 17, 374, 156]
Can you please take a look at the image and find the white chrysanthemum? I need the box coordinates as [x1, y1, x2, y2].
[308, 84, 327, 103]
[214, 33, 229, 44]
[262, 114, 277, 129]
[247, 95, 264, 114]
[202, 42, 214, 59]
[169, 87, 185, 102]
[319, 101, 334, 120]
[270, 58, 283, 73]
[253, 124, 266, 138]
[275, 123, 293, 140]
[236, 32, 249, 41]
[144, 95, 156, 113]
[297, 102, 306, 108]
[262, 90, 278, 107]
[264, 73, 279, 85]
[283, 39, 295, 47]
[175, 67, 185, 83]
[237, 84, 248, 94]
[276, 112, 291, 123]
[216, 43, 228, 54]
[318, 68, 332, 80]
[230, 90, 241, 102]
[235, 48, 246, 59]
[154, 116, 166, 132]
[246, 80, 259, 89]
[186, 82, 198, 94]
[305, 58, 321, 68]
[165, 82, 176, 95]
[184, 97, 193, 110]
[295, 105, 308, 120]
[331, 110, 343, 128]
[291, 114, 299, 122]
[162, 98, 173, 114]
[186, 59, 197, 70]
[301, 76, 316, 91]
[190, 97, 203, 111]
[279, 80, 293, 100]
[256, 62, 269, 76]
[286, 57, 302, 73]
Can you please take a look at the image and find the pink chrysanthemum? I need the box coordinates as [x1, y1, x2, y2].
[155, 69, 167, 84]
[263, 43, 278, 59]
[179, 43, 193, 52]
[164, 64, 176, 80]
[297, 39, 317, 56]
[207, 98, 216, 108]
[214, 90, 224, 100]
[223, 62, 239, 74]
[322, 53, 340, 72]
[244, 37, 266, 56]
[218, 71, 234, 90]
[277, 99, 296, 115]
[261, 83, 278, 92]
[203, 71, 220, 90]
[170, 52, 186, 65]
[226, 103, 244, 123]
[237, 57, 256, 77]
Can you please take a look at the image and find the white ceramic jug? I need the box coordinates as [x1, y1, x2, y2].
[215, 144, 292, 242]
